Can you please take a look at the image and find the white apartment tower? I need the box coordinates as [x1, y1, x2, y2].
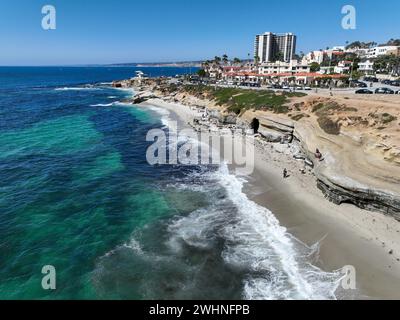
[254, 32, 297, 63]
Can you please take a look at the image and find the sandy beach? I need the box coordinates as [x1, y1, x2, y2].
[140, 97, 400, 300]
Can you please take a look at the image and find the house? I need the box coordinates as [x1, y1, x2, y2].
[358, 60, 375, 75]
[334, 61, 352, 74]
[259, 60, 310, 75]
[367, 46, 400, 58]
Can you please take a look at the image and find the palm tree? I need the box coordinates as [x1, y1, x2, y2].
[233, 57, 241, 65]
[326, 47, 332, 74]
[214, 56, 221, 65]
[222, 54, 229, 65]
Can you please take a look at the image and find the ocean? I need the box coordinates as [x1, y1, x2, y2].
[0, 67, 342, 300]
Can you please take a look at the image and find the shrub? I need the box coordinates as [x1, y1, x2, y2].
[291, 114, 306, 121]
[317, 117, 341, 135]
[381, 113, 397, 124]
[312, 103, 325, 113]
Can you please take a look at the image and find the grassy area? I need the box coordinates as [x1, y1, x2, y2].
[182, 85, 306, 115]
[317, 117, 341, 135]
[311, 101, 351, 135]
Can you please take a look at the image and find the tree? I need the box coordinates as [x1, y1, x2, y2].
[310, 62, 321, 72]
[374, 55, 400, 75]
[214, 56, 221, 64]
[385, 39, 400, 46]
[254, 55, 260, 66]
[197, 69, 207, 78]
[233, 57, 241, 65]
[222, 54, 229, 65]
[202, 60, 210, 68]
[275, 52, 284, 62]
[345, 41, 375, 49]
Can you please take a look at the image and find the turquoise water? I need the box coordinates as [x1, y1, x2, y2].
[0, 67, 211, 299]
[0, 67, 343, 300]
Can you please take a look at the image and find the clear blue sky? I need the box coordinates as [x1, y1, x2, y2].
[0, 0, 399, 66]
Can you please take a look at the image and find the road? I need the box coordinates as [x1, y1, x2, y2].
[193, 81, 400, 96]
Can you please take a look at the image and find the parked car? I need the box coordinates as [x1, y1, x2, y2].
[364, 77, 379, 82]
[375, 87, 395, 94]
[355, 89, 373, 94]
[350, 80, 367, 88]
[303, 86, 312, 91]
[282, 85, 290, 90]
[390, 80, 400, 87]
[381, 79, 392, 85]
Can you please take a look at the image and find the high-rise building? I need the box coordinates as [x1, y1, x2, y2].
[254, 32, 297, 63]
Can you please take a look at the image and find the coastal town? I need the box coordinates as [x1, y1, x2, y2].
[198, 32, 400, 93]
[111, 32, 400, 285]
[4, 0, 400, 304]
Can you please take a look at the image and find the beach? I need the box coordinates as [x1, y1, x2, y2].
[141, 97, 400, 299]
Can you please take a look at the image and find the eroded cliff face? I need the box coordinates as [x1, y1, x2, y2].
[241, 95, 400, 220]
[121, 79, 400, 218]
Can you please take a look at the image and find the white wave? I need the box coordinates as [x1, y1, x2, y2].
[54, 87, 101, 91]
[115, 101, 343, 299]
[167, 163, 343, 300]
[114, 87, 136, 97]
[90, 103, 115, 107]
[218, 164, 342, 300]
[146, 105, 171, 127]
[123, 238, 144, 255]
[108, 96, 117, 99]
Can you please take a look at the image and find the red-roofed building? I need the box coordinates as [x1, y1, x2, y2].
[222, 70, 348, 86]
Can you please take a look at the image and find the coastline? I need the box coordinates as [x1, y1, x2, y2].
[139, 97, 400, 299]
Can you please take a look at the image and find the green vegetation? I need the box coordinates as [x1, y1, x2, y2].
[310, 62, 320, 72]
[345, 41, 377, 49]
[290, 114, 308, 121]
[197, 69, 207, 78]
[311, 101, 346, 135]
[317, 117, 341, 135]
[381, 113, 397, 124]
[182, 85, 306, 115]
[369, 112, 398, 125]
[311, 103, 325, 113]
[385, 38, 400, 46]
[374, 55, 400, 75]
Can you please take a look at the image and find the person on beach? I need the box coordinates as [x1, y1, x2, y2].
[283, 168, 288, 179]
[251, 118, 260, 134]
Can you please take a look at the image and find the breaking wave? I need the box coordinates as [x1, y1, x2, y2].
[166, 163, 343, 300]
[54, 86, 101, 91]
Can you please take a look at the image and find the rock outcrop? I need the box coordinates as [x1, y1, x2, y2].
[132, 92, 158, 104]
[241, 110, 400, 221]
[317, 174, 400, 221]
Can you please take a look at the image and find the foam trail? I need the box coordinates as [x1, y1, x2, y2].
[127, 102, 343, 300]
[55, 87, 101, 91]
[90, 103, 115, 107]
[216, 164, 342, 300]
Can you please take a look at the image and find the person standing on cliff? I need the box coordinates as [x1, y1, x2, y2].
[251, 118, 260, 134]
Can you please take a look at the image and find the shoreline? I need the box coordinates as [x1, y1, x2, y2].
[139, 96, 400, 299]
